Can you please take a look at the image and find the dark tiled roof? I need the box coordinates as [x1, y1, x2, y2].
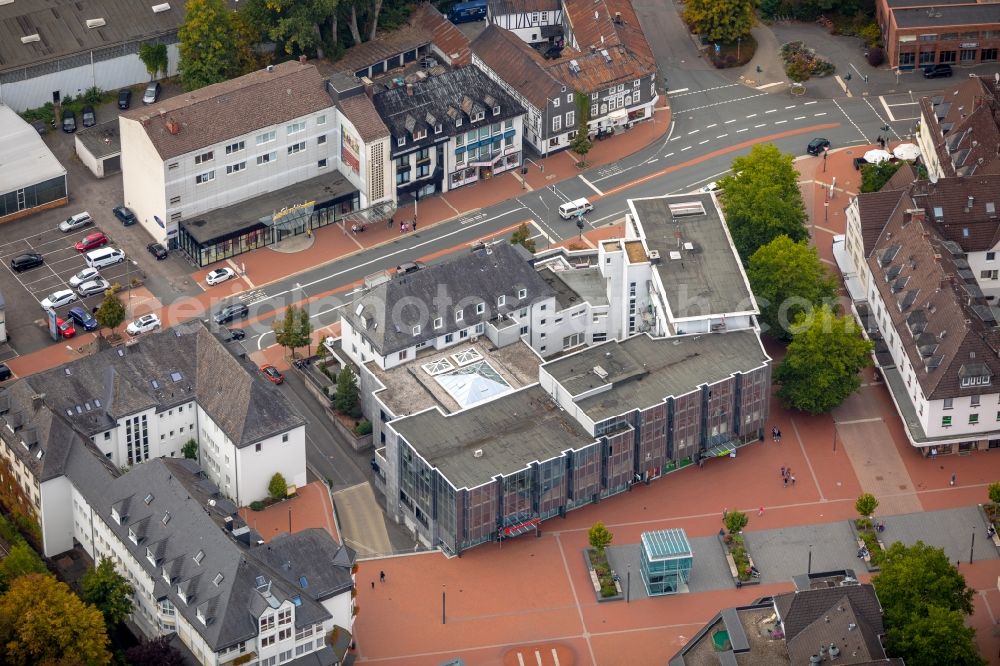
[65, 457, 342, 652]
[0, 0, 186, 72]
[920, 77, 1000, 178]
[489, 0, 561, 13]
[556, 0, 654, 87]
[254, 530, 356, 601]
[856, 189, 906, 258]
[371, 65, 524, 149]
[334, 3, 470, 74]
[122, 61, 332, 160]
[337, 95, 390, 142]
[343, 242, 554, 356]
[471, 25, 565, 110]
[774, 585, 887, 659]
[916, 175, 1000, 252]
[866, 185, 1000, 400]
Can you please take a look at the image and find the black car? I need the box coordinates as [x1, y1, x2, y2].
[82, 105, 96, 127]
[0, 364, 12, 382]
[11, 253, 44, 272]
[147, 243, 168, 260]
[224, 327, 246, 342]
[112, 205, 137, 226]
[807, 137, 831, 155]
[61, 109, 77, 133]
[214, 303, 249, 324]
[118, 88, 132, 110]
[923, 64, 953, 79]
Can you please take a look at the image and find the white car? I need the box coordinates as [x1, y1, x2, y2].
[41, 289, 77, 310]
[69, 267, 101, 288]
[698, 182, 720, 193]
[59, 212, 93, 232]
[126, 313, 161, 336]
[206, 267, 236, 286]
[76, 278, 111, 297]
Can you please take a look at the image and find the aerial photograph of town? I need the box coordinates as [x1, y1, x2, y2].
[0, 0, 999, 664]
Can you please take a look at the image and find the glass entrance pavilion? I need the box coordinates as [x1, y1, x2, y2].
[640, 528, 693, 596]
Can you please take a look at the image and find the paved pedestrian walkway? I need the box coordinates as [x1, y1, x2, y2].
[238, 480, 339, 543]
[332, 482, 393, 557]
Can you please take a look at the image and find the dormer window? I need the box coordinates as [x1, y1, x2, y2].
[518, 288, 527, 299]
[398, 137, 406, 147]
[412, 325, 421, 335]
[146, 547, 156, 565]
[162, 568, 171, 584]
[456, 118, 463, 127]
[493, 105, 500, 116]
[177, 586, 187, 605]
[196, 607, 206, 625]
[473, 112, 484, 122]
[194, 549, 205, 565]
[213, 572, 224, 586]
[456, 310, 464, 322]
[961, 375, 991, 388]
[476, 302, 485, 314]
[111, 508, 121, 525]
[497, 295, 506, 307]
[128, 528, 137, 545]
[414, 129, 427, 140]
[435, 123, 443, 134]
[433, 317, 443, 329]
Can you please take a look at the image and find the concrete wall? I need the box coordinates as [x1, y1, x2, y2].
[120, 116, 168, 244]
[234, 425, 307, 505]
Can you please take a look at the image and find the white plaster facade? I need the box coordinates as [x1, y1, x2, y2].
[488, 8, 562, 44]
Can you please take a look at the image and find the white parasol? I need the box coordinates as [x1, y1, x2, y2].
[892, 143, 920, 161]
[863, 149, 893, 164]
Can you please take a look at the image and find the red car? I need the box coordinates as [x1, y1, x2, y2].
[57, 318, 76, 339]
[259, 364, 285, 385]
[74, 232, 109, 252]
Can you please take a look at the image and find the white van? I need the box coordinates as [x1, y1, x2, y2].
[558, 198, 593, 219]
[85, 247, 126, 269]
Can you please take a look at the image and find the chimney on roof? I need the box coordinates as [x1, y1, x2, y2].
[31, 394, 45, 411]
[267, 64, 275, 73]
[165, 118, 180, 135]
[406, 83, 414, 97]
[614, 11, 622, 23]
[912, 208, 926, 223]
[299, 55, 307, 64]
[361, 76, 374, 99]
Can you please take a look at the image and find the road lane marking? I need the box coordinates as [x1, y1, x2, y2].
[688, 129, 700, 134]
[681, 146, 691, 151]
[814, 112, 827, 116]
[765, 109, 777, 113]
[716, 134, 728, 138]
[670, 136, 681, 141]
[578, 175, 604, 196]
[756, 81, 785, 90]
[699, 139, 709, 144]
[672, 92, 767, 113]
[724, 119, 737, 123]
[879, 95, 897, 121]
[648, 158, 659, 163]
[664, 152, 674, 157]
[804, 101, 817, 105]
[667, 87, 690, 94]
[736, 128, 748, 133]
[785, 105, 796, 109]
[670, 83, 737, 97]
[774, 119, 787, 124]
[755, 123, 766, 128]
[832, 98, 869, 143]
[794, 116, 806, 120]
[746, 113, 757, 118]
[706, 123, 717, 128]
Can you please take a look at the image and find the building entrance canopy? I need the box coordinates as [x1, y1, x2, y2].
[342, 200, 397, 227]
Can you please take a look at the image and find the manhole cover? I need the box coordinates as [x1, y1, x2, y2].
[875, 475, 884, 481]
[898, 485, 908, 490]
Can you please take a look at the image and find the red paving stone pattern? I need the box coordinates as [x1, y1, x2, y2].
[238, 480, 338, 543]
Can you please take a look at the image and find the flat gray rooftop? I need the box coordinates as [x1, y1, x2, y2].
[181, 171, 355, 244]
[630, 194, 754, 320]
[543, 330, 769, 422]
[0, 105, 65, 192]
[538, 266, 608, 310]
[893, 4, 1000, 27]
[391, 385, 595, 490]
[76, 119, 120, 159]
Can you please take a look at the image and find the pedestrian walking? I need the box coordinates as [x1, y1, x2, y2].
[388, 217, 394, 229]
[780, 466, 786, 478]
[950, 473, 956, 486]
[783, 476, 788, 487]
[791, 475, 796, 486]
[776, 428, 782, 442]
[412, 219, 418, 231]
[758, 506, 765, 516]
[379, 570, 386, 583]
[371, 581, 375, 589]
[723, 508, 728, 520]
[771, 427, 777, 441]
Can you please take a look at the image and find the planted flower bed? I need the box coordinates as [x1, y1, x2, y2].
[718, 531, 760, 586]
[583, 549, 623, 602]
[849, 518, 885, 572]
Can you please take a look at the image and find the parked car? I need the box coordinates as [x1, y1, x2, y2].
[0, 364, 11, 382]
[76, 278, 112, 297]
[126, 313, 160, 336]
[259, 364, 284, 384]
[213, 303, 249, 324]
[206, 267, 236, 286]
[67, 306, 99, 331]
[59, 212, 93, 232]
[82, 105, 96, 127]
[396, 261, 426, 275]
[118, 88, 132, 109]
[41, 289, 77, 310]
[75, 232, 109, 252]
[69, 266, 101, 287]
[57, 318, 76, 339]
[112, 206, 137, 226]
[223, 327, 246, 342]
[61, 108, 77, 133]
[698, 181, 720, 193]
[147, 243, 168, 260]
[11, 253, 43, 272]
[807, 137, 831, 155]
[923, 64, 953, 79]
[143, 81, 161, 104]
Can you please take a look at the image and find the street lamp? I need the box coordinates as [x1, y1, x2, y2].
[824, 201, 829, 225]
[969, 530, 975, 565]
[823, 148, 828, 173]
[808, 544, 813, 574]
[832, 420, 837, 452]
[626, 564, 631, 603]
[442, 585, 446, 625]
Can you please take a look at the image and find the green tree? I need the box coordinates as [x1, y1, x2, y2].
[775, 305, 873, 414]
[510, 222, 537, 253]
[873, 541, 981, 665]
[178, 0, 238, 91]
[268, 472, 288, 500]
[588, 521, 613, 553]
[570, 92, 593, 164]
[855, 492, 879, 518]
[138, 42, 169, 80]
[0, 574, 111, 665]
[0, 542, 47, 593]
[724, 510, 748, 534]
[861, 160, 905, 193]
[683, 0, 754, 43]
[333, 366, 361, 417]
[747, 236, 837, 341]
[296, 306, 314, 356]
[81, 558, 134, 627]
[95, 292, 126, 337]
[988, 481, 1000, 506]
[182, 438, 198, 460]
[719, 144, 808, 262]
[273, 305, 298, 356]
[888, 605, 985, 666]
[258, 0, 339, 57]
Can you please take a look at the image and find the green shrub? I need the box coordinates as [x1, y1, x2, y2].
[353, 420, 373, 436]
[249, 501, 265, 512]
[600, 583, 618, 598]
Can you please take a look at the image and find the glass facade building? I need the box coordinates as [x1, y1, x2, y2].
[640, 528, 693, 596]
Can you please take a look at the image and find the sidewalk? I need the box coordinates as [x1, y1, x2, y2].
[3, 107, 671, 381]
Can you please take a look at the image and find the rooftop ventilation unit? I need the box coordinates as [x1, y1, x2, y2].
[86, 18, 106, 28]
[473, 449, 484, 458]
[569, 59, 581, 74]
[152, 3, 171, 13]
[669, 251, 682, 261]
[592, 365, 609, 380]
[21, 34, 41, 44]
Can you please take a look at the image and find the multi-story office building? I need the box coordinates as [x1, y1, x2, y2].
[876, 0, 1000, 69]
[120, 61, 370, 266]
[333, 192, 769, 553]
[844, 172, 1000, 453]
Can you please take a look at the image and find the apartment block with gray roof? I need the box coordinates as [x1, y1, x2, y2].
[0, 321, 307, 551]
[916, 75, 1000, 181]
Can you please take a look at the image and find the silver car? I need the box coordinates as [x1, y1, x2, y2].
[77, 278, 112, 297]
